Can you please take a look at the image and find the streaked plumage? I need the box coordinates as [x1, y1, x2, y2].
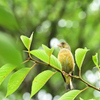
[57, 42, 75, 89]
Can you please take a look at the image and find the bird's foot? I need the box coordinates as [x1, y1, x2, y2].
[67, 73, 71, 77]
[62, 71, 66, 75]
[62, 71, 72, 77]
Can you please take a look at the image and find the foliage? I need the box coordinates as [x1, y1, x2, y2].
[20, 33, 33, 51]
[0, 64, 16, 85]
[30, 70, 56, 99]
[75, 47, 89, 70]
[92, 53, 99, 70]
[30, 50, 62, 71]
[0, 0, 100, 100]
[0, 34, 99, 100]
[0, 5, 19, 31]
[0, 32, 23, 66]
[6, 68, 31, 97]
[58, 90, 81, 100]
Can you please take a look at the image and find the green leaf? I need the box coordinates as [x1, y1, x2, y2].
[30, 50, 62, 71]
[75, 47, 89, 70]
[51, 44, 54, 55]
[0, 32, 23, 66]
[50, 55, 62, 71]
[20, 36, 29, 49]
[30, 50, 49, 63]
[42, 44, 54, 57]
[20, 33, 33, 50]
[0, 5, 19, 31]
[58, 90, 81, 100]
[42, 44, 50, 56]
[92, 53, 99, 68]
[80, 97, 84, 100]
[30, 70, 56, 99]
[6, 68, 30, 97]
[0, 64, 16, 85]
[30, 33, 33, 43]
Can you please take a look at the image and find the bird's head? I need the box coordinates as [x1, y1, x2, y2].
[57, 42, 71, 50]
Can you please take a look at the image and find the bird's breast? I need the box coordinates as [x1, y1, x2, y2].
[58, 49, 74, 73]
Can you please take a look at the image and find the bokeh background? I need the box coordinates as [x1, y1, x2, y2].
[0, 0, 100, 100]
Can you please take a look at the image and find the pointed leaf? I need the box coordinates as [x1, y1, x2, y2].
[0, 32, 23, 66]
[30, 32, 33, 42]
[42, 44, 50, 56]
[42, 44, 54, 57]
[75, 47, 89, 70]
[6, 68, 30, 97]
[20, 35, 29, 49]
[30, 70, 56, 99]
[0, 5, 19, 31]
[50, 44, 54, 55]
[50, 55, 62, 71]
[92, 53, 99, 68]
[58, 90, 81, 100]
[30, 50, 49, 63]
[80, 97, 84, 100]
[20, 33, 33, 50]
[0, 64, 16, 85]
[30, 50, 62, 71]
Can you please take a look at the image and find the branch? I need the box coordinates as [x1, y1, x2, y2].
[28, 57, 100, 92]
[29, 57, 62, 73]
[70, 74, 100, 92]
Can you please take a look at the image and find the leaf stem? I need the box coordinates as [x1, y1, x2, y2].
[79, 69, 81, 78]
[21, 59, 29, 64]
[73, 86, 89, 100]
[30, 63, 37, 70]
[28, 50, 31, 58]
[81, 86, 89, 92]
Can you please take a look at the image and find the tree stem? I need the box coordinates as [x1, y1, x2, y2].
[79, 77, 100, 91]
[29, 57, 100, 92]
[70, 74, 100, 92]
[30, 57, 62, 73]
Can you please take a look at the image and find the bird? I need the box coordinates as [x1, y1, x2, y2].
[57, 41, 75, 90]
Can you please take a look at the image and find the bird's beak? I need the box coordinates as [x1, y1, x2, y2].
[57, 44, 62, 47]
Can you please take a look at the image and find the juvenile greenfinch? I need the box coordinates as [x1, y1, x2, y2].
[57, 42, 75, 89]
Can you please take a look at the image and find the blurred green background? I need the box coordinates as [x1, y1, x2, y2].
[0, 0, 100, 100]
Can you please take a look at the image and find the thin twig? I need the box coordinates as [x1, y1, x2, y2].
[70, 74, 100, 92]
[29, 57, 100, 92]
[21, 59, 29, 64]
[79, 78, 100, 91]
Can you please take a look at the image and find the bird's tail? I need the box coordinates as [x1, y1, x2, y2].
[61, 73, 74, 90]
[65, 78, 74, 90]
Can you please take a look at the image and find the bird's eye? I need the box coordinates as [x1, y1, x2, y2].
[61, 42, 65, 45]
